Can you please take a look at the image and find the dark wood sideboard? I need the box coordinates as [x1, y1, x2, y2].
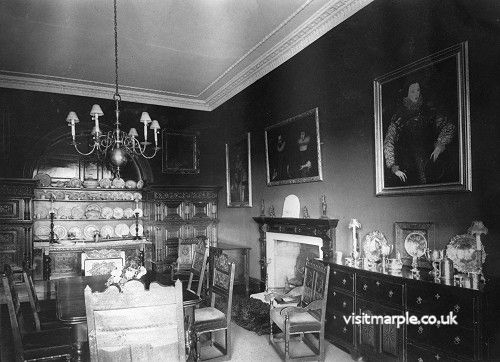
[0, 178, 36, 272]
[324, 260, 491, 361]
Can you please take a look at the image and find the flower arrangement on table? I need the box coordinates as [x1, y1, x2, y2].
[106, 256, 147, 289]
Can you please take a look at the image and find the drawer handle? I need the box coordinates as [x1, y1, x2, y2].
[333, 315, 337, 320]
[342, 301, 347, 308]
[418, 326, 424, 334]
[342, 327, 347, 334]
[333, 270, 337, 275]
[453, 304, 460, 313]
[376, 281, 380, 287]
[454, 336, 461, 345]
[418, 358, 423, 362]
[342, 278, 347, 285]
[333, 291, 336, 296]
[435, 354, 441, 360]
[363, 284, 368, 291]
[435, 293, 440, 300]
[416, 296, 422, 304]
[388, 290, 393, 298]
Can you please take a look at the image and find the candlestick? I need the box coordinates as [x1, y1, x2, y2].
[133, 211, 141, 240]
[49, 211, 55, 244]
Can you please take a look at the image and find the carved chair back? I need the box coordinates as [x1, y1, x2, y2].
[22, 269, 43, 331]
[2, 269, 25, 361]
[85, 279, 186, 362]
[187, 238, 209, 296]
[299, 258, 330, 321]
[81, 249, 126, 276]
[210, 252, 235, 324]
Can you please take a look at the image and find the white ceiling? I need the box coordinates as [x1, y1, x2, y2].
[0, 0, 373, 111]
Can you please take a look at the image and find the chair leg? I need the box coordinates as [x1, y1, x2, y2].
[269, 319, 274, 344]
[226, 326, 231, 359]
[196, 333, 201, 361]
[285, 327, 290, 362]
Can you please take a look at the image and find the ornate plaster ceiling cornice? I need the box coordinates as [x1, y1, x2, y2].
[0, 0, 373, 111]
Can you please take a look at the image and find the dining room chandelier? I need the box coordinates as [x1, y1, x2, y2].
[65, 0, 160, 173]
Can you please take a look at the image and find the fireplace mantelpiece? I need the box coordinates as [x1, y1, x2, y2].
[253, 217, 338, 285]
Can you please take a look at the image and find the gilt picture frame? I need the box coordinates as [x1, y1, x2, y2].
[162, 131, 199, 174]
[265, 107, 322, 186]
[226, 132, 252, 207]
[374, 42, 471, 195]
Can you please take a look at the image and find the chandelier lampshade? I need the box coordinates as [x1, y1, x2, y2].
[65, 0, 159, 174]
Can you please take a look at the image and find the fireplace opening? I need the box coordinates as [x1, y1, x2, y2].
[266, 232, 323, 290]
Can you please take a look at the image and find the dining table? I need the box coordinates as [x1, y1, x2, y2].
[56, 274, 201, 361]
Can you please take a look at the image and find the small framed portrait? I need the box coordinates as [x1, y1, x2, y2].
[265, 107, 323, 186]
[162, 131, 199, 174]
[225, 132, 252, 207]
[394, 221, 435, 263]
[374, 42, 471, 195]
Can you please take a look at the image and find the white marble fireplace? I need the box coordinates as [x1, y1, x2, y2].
[266, 231, 323, 290]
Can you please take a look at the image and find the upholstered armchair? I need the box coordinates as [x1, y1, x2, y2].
[269, 258, 330, 361]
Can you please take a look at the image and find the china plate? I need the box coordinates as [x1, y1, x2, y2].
[136, 180, 144, 189]
[53, 225, 67, 240]
[113, 207, 124, 219]
[71, 206, 84, 219]
[101, 207, 113, 220]
[446, 234, 486, 273]
[129, 223, 143, 236]
[112, 177, 125, 188]
[134, 208, 143, 218]
[35, 226, 51, 240]
[99, 178, 112, 189]
[123, 208, 134, 219]
[114, 223, 129, 237]
[85, 204, 102, 219]
[68, 226, 83, 239]
[133, 192, 142, 201]
[58, 206, 71, 219]
[125, 180, 137, 189]
[84, 225, 99, 240]
[34, 173, 51, 187]
[404, 231, 427, 258]
[100, 225, 114, 238]
[37, 206, 48, 219]
[69, 178, 82, 188]
[363, 230, 388, 262]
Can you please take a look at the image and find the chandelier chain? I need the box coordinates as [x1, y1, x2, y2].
[113, 0, 119, 100]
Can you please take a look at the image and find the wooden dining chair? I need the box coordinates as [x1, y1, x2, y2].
[269, 258, 330, 361]
[2, 270, 73, 362]
[193, 252, 235, 361]
[85, 279, 186, 361]
[186, 238, 209, 297]
[22, 268, 62, 331]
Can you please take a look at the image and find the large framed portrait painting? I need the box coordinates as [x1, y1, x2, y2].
[226, 133, 252, 207]
[374, 42, 471, 195]
[265, 108, 322, 186]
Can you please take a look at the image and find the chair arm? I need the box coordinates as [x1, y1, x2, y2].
[304, 299, 323, 311]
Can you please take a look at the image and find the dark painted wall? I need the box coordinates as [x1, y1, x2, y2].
[0, 88, 217, 185]
[210, 0, 500, 279]
[1, 0, 499, 280]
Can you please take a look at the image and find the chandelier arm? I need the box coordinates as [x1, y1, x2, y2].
[71, 142, 99, 157]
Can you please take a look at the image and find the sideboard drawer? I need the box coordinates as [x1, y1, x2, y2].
[356, 274, 403, 307]
[407, 322, 474, 360]
[329, 267, 354, 293]
[407, 343, 459, 362]
[326, 311, 354, 346]
[407, 284, 475, 328]
[327, 289, 354, 313]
